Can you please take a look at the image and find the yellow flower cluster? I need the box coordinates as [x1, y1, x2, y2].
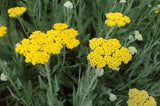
[15, 23, 80, 65]
[8, 7, 26, 17]
[128, 88, 157, 106]
[87, 37, 132, 70]
[105, 12, 131, 27]
[47, 23, 80, 49]
[0, 26, 7, 37]
[154, 9, 159, 14]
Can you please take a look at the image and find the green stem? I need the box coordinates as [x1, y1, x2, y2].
[18, 17, 28, 37]
[45, 63, 53, 96]
[105, 27, 114, 39]
[61, 47, 66, 70]
[121, 4, 124, 12]
[0, 61, 28, 106]
[66, 9, 72, 26]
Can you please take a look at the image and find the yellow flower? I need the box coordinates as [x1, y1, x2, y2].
[89, 37, 106, 50]
[49, 23, 80, 49]
[105, 20, 116, 27]
[106, 12, 123, 20]
[8, 7, 26, 17]
[144, 96, 157, 106]
[105, 12, 131, 27]
[123, 16, 131, 23]
[127, 88, 157, 106]
[15, 31, 63, 65]
[15, 31, 53, 65]
[116, 20, 126, 27]
[87, 37, 132, 70]
[15, 23, 80, 65]
[0, 26, 7, 37]
[66, 39, 80, 49]
[53, 23, 68, 30]
[154, 9, 159, 14]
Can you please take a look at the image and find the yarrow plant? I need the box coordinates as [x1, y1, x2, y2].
[7, 6, 28, 37]
[0, 1, 159, 105]
[15, 23, 80, 65]
[105, 12, 131, 27]
[128, 88, 157, 106]
[87, 37, 132, 70]
[0, 26, 7, 37]
[7, 7, 26, 17]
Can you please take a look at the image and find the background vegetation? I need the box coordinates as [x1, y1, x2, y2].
[0, 0, 160, 105]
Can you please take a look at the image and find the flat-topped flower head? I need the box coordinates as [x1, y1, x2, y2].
[128, 88, 157, 106]
[15, 31, 57, 65]
[105, 12, 131, 27]
[0, 26, 7, 37]
[8, 7, 26, 17]
[15, 31, 63, 65]
[87, 37, 132, 70]
[15, 23, 80, 65]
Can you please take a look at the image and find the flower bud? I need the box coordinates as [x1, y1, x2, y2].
[1, 73, 8, 81]
[64, 1, 73, 9]
[128, 46, 137, 55]
[109, 93, 117, 101]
